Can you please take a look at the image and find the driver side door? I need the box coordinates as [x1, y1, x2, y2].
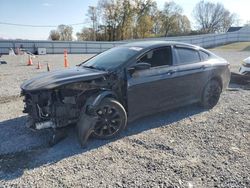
[126, 46, 179, 120]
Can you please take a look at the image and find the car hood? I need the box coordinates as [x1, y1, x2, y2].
[21, 67, 108, 91]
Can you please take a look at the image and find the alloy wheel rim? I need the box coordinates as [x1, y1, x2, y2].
[207, 84, 220, 106]
[93, 105, 122, 137]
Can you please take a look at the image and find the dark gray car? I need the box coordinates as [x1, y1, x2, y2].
[21, 41, 230, 146]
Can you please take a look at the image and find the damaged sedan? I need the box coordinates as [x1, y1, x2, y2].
[21, 41, 230, 146]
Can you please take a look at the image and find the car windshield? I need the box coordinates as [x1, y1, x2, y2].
[82, 47, 140, 71]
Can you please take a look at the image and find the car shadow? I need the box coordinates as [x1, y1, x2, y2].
[0, 104, 204, 180]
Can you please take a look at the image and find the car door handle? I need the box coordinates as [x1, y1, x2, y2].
[166, 70, 177, 75]
[201, 65, 210, 69]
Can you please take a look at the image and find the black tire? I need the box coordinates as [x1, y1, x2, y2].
[201, 79, 222, 109]
[92, 98, 127, 139]
[77, 111, 98, 147]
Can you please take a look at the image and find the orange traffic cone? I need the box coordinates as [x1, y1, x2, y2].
[47, 63, 50, 72]
[27, 55, 33, 66]
[64, 49, 69, 68]
[37, 61, 41, 69]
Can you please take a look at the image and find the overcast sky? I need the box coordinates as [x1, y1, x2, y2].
[0, 0, 249, 40]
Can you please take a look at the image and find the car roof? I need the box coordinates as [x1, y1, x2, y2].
[122, 40, 200, 50]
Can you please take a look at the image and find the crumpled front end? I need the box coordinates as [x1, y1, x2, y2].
[21, 82, 98, 130]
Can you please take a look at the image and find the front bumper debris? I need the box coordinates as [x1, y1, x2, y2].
[35, 121, 56, 130]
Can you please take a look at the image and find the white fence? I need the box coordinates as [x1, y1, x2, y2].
[0, 26, 250, 54]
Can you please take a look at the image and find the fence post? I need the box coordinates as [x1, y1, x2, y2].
[52, 42, 54, 54]
[69, 42, 71, 54]
[12, 41, 15, 53]
[226, 33, 229, 44]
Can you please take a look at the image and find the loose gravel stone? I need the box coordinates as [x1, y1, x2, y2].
[0, 52, 249, 187]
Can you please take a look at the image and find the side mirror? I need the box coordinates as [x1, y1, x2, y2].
[133, 62, 151, 70]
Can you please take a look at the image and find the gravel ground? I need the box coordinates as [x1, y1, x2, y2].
[210, 49, 249, 73]
[0, 50, 250, 187]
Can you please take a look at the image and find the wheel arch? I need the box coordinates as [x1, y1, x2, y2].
[209, 76, 223, 89]
[201, 76, 223, 101]
[92, 90, 118, 107]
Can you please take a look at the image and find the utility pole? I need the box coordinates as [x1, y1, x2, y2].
[89, 6, 97, 41]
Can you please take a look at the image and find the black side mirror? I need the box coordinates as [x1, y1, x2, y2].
[133, 62, 151, 70]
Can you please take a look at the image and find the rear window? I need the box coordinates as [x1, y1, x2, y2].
[175, 47, 200, 64]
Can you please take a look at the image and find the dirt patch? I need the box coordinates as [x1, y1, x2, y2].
[0, 95, 21, 104]
[0, 147, 48, 173]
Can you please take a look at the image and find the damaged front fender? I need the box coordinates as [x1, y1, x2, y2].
[92, 90, 118, 108]
[21, 77, 119, 131]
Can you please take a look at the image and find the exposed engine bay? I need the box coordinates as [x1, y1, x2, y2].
[21, 76, 120, 130]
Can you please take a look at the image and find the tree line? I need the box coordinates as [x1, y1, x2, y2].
[49, 0, 237, 41]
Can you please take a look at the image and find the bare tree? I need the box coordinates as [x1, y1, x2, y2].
[57, 25, 73, 41]
[116, 0, 134, 40]
[87, 6, 98, 41]
[98, 0, 120, 41]
[193, 0, 236, 33]
[151, 9, 163, 36]
[48, 25, 73, 41]
[177, 15, 191, 34]
[48, 30, 60, 40]
[161, 1, 183, 36]
[76, 28, 93, 41]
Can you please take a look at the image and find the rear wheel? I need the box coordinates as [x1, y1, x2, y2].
[92, 98, 127, 139]
[201, 80, 222, 109]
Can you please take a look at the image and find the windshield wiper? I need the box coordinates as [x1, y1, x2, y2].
[82, 65, 96, 69]
[83, 65, 106, 71]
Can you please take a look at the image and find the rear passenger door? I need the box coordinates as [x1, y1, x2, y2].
[173, 46, 211, 103]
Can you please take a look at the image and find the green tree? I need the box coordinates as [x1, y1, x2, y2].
[133, 0, 156, 38]
[77, 0, 191, 41]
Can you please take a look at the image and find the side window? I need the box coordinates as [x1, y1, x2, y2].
[175, 47, 200, 64]
[199, 50, 210, 61]
[139, 47, 172, 67]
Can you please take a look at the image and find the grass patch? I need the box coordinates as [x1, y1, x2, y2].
[213, 42, 250, 51]
[243, 45, 250, 51]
